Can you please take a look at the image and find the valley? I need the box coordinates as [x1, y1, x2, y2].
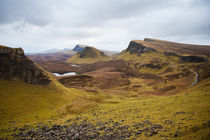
[0, 39, 210, 139]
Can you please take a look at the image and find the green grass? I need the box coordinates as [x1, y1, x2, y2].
[0, 49, 209, 139]
[63, 78, 210, 139]
[0, 80, 74, 124]
[67, 54, 110, 64]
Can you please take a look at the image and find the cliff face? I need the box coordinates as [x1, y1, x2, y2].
[180, 56, 208, 63]
[0, 46, 50, 85]
[126, 41, 156, 56]
[72, 45, 85, 52]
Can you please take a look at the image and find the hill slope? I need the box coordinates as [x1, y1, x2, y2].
[0, 45, 76, 130]
[0, 40, 210, 139]
[67, 46, 110, 64]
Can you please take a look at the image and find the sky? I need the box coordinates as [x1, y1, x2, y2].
[0, 0, 209, 53]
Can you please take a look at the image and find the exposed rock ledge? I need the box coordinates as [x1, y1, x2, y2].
[0, 45, 50, 85]
[126, 41, 156, 56]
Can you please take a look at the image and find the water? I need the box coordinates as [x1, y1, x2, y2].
[71, 64, 80, 67]
[53, 72, 77, 77]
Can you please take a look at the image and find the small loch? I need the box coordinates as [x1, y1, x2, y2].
[71, 64, 80, 67]
[53, 72, 77, 77]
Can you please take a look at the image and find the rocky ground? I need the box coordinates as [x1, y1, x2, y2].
[10, 116, 210, 140]
[12, 119, 165, 139]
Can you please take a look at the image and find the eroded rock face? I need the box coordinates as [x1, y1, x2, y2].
[72, 45, 85, 52]
[180, 56, 208, 63]
[164, 52, 179, 57]
[126, 41, 156, 56]
[0, 46, 50, 85]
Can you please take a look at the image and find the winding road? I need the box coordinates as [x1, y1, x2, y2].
[191, 70, 199, 86]
[169, 63, 199, 86]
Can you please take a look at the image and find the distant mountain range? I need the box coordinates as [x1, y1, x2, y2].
[27, 44, 119, 62]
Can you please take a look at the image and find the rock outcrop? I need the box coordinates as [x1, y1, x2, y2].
[164, 52, 179, 57]
[72, 45, 85, 52]
[180, 56, 208, 63]
[0, 45, 51, 85]
[126, 41, 156, 56]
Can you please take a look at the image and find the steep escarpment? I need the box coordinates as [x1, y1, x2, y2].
[180, 55, 208, 63]
[67, 46, 110, 64]
[125, 40, 156, 55]
[0, 45, 50, 85]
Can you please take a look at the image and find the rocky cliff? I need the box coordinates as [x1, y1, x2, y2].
[125, 41, 156, 56]
[180, 56, 208, 63]
[0, 45, 50, 85]
[72, 45, 85, 52]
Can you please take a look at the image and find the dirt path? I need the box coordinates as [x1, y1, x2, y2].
[169, 63, 199, 86]
[191, 71, 199, 86]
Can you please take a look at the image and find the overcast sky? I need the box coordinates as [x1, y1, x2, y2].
[0, 0, 209, 53]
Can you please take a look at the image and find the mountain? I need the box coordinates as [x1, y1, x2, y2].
[119, 38, 209, 63]
[101, 49, 119, 56]
[67, 46, 110, 64]
[72, 44, 85, 52]
[138, 38, 210, 57]
[27, 45, 118, 63]
[40, 48, 67, 54]
[27, 51, 76, 63]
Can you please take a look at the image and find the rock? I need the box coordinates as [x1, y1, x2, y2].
[164, 52, 179, 57]
[158, 85, 176, 92]
[174, 131, 181, 137]
[125, 41, 157, 56]
[0, 45, 51, 85]
[192, 126, 199, 133]
[26, 130, 36, 136]
[72, 45, 85, 52]
[137, 130, 143, 135]
[180, 56, 208, 63]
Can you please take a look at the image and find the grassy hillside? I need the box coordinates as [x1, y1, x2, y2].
[5, 77, 209, 139]
[0, 80, 73, 123]
[67, 47, 110, 64]
[0, 78, 111, 138]
[0, 42, 209, 139]
[73, 78, 209, 139]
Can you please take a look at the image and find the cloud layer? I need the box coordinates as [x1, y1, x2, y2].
[0, 0, 209, 52]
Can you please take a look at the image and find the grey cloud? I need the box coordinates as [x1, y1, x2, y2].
[0, 0, 209, 53]
[0, 0, 55, 26]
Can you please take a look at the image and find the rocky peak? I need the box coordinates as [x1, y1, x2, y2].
[78, 47, 107, 58]
[72, 45, 85, 52]
[0, 45, 50, 85]
[126, 41, 156, 56]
